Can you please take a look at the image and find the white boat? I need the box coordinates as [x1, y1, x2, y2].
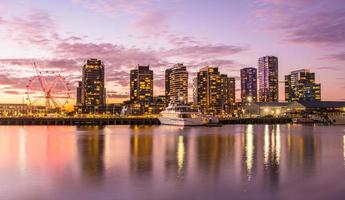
[158, 104, 205, 126]
[330, 114, 345, 125]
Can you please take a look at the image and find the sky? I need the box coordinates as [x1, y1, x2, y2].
[0, 0, 344, 104]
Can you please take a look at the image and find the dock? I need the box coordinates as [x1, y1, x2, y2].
[0, 117, 160, 126]
[220, 117, 292, 124]
[0, 117, 294, 126]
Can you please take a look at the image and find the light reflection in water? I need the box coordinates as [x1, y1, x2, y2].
[245, 125, 254, 180]
[275, 125, 281, 165]
[343, 135, 345, 167]
[264, 125, 269, 165]
[177, 135, 185, 175]
[264, 125, 281, 167]
[0, 125, 344, 200]
[19, 128, 26, 175]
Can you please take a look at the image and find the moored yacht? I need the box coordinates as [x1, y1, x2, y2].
[158, 104, 205, 126]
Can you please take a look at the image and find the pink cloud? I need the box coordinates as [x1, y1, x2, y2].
[161, 45, 248, 60]
[132, 10, 168, 36]
[71, 0, 149, 15]
[0, 8, 250, 100]
[3, 10, 58, 46]
[256, 1, 345, 46]
[166, 34, 202, 46]
[324, 53, 345, 61]
[0, 59, 80, 72]
[316, 66, 341, 71]
[259, 0, 314, 6]
[2, 90, 25, 95]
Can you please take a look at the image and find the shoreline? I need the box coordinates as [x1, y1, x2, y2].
[0, 117, 293, 126]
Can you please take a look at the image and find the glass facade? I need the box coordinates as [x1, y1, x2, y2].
[165, 64, 188, 105]
[285, 69, 321, 102]
[258, 56, 279, 102]
[241, 67, 257, 103]
[130, 65, 153, 115]
[79, 59, 106, 113]
[196, 67, 236, 115]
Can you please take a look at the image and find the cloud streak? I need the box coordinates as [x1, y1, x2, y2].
[256, 0, 345, 45]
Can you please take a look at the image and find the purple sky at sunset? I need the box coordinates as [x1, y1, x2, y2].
[0, 0, 344, 104]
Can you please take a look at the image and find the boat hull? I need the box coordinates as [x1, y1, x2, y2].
[158, 117, 205, 126]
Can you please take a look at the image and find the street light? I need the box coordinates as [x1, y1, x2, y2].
[247, 96, 253, 103]
[276, 109, 281, 116]
[246, 96, 253, 118]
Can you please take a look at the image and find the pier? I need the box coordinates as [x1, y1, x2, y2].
[0, 117, 292, 126]
[0, 117, 160, 126]
[220, 117, 292, 124]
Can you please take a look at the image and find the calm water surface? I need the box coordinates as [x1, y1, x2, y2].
[0, 125, 345, 200]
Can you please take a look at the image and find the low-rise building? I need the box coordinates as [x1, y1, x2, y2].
[244, 101, 345, 118]
[288, 101, 345, 114]
[0, 104, 46, 116]
[244, 102, 289, 117]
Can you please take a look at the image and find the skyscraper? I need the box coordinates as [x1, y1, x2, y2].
[241, 67, 257, 103]
[76, 81, 82, 106]
[258, 56, 279, 102]
[222, 75, 236, 114]
[130, 65, 153, 115]
[196, 66, 231, 115]
[193, 77, 198, 105]
[79, 59, 106, 113]
[285, 69, 321, 102]
[165, 64, 188, 105]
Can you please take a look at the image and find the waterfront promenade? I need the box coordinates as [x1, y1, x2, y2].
[0, 117, 292, 125]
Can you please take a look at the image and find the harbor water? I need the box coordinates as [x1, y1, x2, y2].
[0, 125, 345, 200]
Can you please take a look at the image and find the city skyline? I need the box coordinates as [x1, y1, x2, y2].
[0, 0, 344, 104]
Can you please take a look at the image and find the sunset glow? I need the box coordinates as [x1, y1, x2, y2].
[0, 0, 344, 104]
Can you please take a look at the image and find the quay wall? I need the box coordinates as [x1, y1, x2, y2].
[0, 117, 292, 126]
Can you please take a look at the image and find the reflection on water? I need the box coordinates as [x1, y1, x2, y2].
[77, 126, 105, 181]
[130, 129, 153, 177]
[0, 125, 345, 200]
[177, 135, 185, 176]
[343, 135, 345, 167]
[245, 124, 254, 180]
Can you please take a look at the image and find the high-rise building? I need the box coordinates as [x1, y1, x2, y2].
[78, 59, 106, 113]
[285, 69, 321, 102]
[241, 67, 257, 103]
[76, 81, 82, 106]
[258, 56, 279, 102]
[165, 64, 188, 105]
[193, 77, 198, 105]
[130, 65, 153, 115]
[222, 75, 236, 114]
[196, 66, 233, 115]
